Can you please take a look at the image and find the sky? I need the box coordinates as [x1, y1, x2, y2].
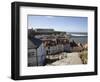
[28, 15, 88, 32]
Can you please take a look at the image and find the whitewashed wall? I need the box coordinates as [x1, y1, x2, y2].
[37, 43, 46, 65]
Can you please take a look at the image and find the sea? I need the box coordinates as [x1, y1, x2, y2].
[67, 32, 88, 45]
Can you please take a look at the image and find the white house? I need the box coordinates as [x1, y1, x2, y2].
[28, 37, 46, 66]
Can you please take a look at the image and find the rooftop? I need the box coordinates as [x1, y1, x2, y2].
[30, 37, 42, 48]
[28, 39, 37, 49]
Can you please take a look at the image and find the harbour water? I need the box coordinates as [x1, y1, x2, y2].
[68, 33, 88, 45]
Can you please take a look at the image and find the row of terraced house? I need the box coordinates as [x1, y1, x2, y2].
[28, 28, 83, 66]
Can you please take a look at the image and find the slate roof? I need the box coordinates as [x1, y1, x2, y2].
[28, 39, 37, 49]
[29, 37, 42, 49]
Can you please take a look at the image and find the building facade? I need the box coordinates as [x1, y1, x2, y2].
[28, 38, 46, 66]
